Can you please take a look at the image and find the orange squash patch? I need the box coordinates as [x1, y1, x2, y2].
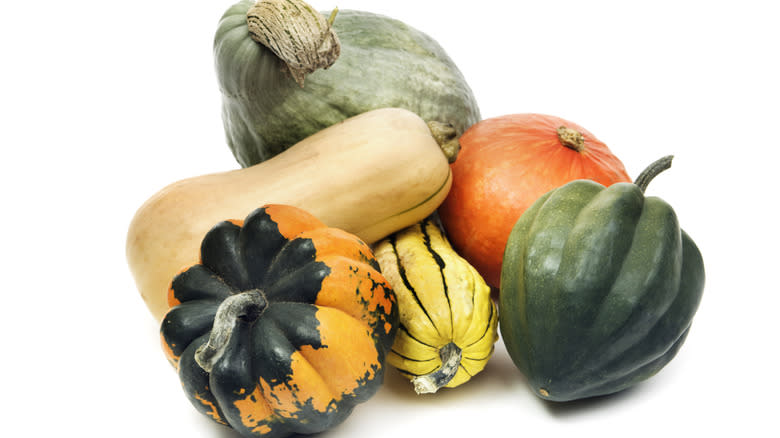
[315, 256, 395, 330]
[299, 306, 381, 398]
[233, 385, 275, 434]
[265, 204, 325, 240]
[259, 355, 335, 419]
[302, 227, 375, 265]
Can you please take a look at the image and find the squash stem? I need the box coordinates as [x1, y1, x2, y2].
[246, 0, 341, 87]
[634, 155, 674, 193]
[427, 121, 461, 163]
[194, 289, 268, 373]
[557, 126, 586, 152]
[412, 342, 462, 394]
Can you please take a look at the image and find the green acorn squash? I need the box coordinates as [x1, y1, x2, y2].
[160, 204, 399, 437]
[214, 0, 481, 167]
[499, 156, 705, 402]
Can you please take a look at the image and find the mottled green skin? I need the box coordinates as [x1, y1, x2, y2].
[215, 0, 481, 167]
[499, 180, 705, 402]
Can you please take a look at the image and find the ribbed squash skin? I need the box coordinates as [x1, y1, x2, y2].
[499, 180, 705, 402]
[215, 0, 480, 166]
[373, 217, 498, 392]
[160, 205, 398, 437]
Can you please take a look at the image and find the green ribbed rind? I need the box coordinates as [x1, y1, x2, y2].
[215, 0, 481, 167]
[499, 180, 705, 402]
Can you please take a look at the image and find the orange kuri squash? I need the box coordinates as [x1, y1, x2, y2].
[438, 113, 631, 289]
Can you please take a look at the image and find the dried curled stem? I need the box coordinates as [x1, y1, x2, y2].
[194, 289, 268, 373]
[411, 342, 463, 394]
[247, 0, 341, 87]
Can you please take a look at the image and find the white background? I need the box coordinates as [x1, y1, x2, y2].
[2, 0, 778, 436]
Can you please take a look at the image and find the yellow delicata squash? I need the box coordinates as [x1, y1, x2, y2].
[373, 216, 499, 394]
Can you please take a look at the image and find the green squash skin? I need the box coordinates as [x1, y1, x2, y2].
[215, 0, 481, 167]
[161, 207, 399, 437]
[499, 180, 705, 402]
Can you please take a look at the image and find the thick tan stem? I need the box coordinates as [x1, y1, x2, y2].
[557, 126, 586, 152]
[246, 0, 341, 87]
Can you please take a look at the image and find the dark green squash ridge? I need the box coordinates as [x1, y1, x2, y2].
[499, 157, 705, 402]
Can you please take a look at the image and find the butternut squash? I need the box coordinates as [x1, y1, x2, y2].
[126, 108, 455, 321]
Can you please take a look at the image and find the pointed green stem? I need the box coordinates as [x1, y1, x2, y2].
[634, 155, 674, 193]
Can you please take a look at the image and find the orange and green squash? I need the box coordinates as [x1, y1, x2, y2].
[160, 204, 398, 437]
[499, 157, 705, 401]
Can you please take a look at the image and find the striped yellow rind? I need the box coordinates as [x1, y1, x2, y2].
[373, 217, 499, 392]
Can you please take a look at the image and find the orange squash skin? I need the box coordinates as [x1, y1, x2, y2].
[438, 114, 632, 289]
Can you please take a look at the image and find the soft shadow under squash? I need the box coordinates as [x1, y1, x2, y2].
[541, 384, 644, 418]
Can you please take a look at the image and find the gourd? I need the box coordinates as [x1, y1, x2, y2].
[215, 0, 480, 167]
[373, 216, 498, 394]
[160, 204, 398, 437]
[438, 113, 631, 289]
[127, 108, 455, 322]
[499, 156, 705, 402]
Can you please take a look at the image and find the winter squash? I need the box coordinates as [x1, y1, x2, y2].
[160, 204, 398, 436]
[373, 217, 498, 394]
[214, 0, 480, 166]
[438, 113, 632, 289]
[499, 157, 705, 401]
[127, 108, 454, 322]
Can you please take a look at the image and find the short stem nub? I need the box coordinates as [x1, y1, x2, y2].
[427, 121, 460, 164]
[411, 342, 462, 394]
[633, 155, 674, 193]
[557, 126, 586, 152]
[194, 289, 267, 373]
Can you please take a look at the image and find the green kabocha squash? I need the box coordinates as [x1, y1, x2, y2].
[214, 0, 481, 167]
[499, 156, 705, 402]
[160, 204, 398, 437]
